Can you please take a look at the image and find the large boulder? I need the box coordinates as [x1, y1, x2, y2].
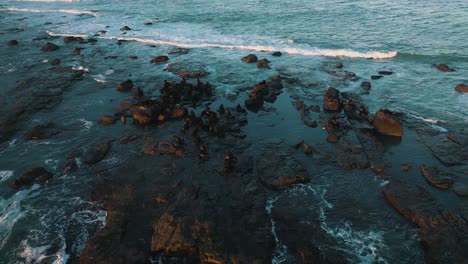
[10, 167, 52, 189]
[41, 42, 59, 52]
[82, 140, 112, 164]
[323, 87, 341, 112]
[455, 84, 468, 93]
[373, 109, 403, 137]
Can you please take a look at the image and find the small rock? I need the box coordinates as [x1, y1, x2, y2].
[401, 164, 410, 171]
[323, 87, 341, 112]
[120, 26, 131, 31]
[63, 36, 82, 43]
[309, 105, 320, 112]
[271, 75, 281, 81]
[41, 42, 59, 52]
[272, 51, 282, 56]
[455, 84, 468, 93]
[257, 58, 270, 69]
[437, 64, 455, 72]
[150, 55, 169, 63]
[168, 47, 189, 54]
[10, 167, 52, 189]
[327, 133, 338, 143]
[371, 75, 383, 80]
[97, 115, 116, 125]
[73, 47, 82, 55]
[361, 81, 371, 90]
[241, 54, 258, 63]
[129, 55, 138, 59]
[116, 79, 134, 92]
[7, 40, 18, 46]
[50, 59, 61, 65]
[378, 71, 393, 75]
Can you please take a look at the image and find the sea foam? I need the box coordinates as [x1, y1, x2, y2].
[0, 7, 97, 16]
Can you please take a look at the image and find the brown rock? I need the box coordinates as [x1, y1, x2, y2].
[420, 164, 454, 190]
[327, 133, 338, 143]
[241, 54, 258, 63]
[373, 109, 403, 137]
[437, 64, 455, 72]
[132, 112, 151, 125]
[256, 58, 270, 69]
[401, 164, 410, 171]
[323, 87, 341, 112]
[10, 167, 52, 189]
[41, 42, 59, 52]
[97, 115, 116, 125]
[50, 59, 61, 65]
[116, 79, 134, 92]
[455, 84, 468, 93]
[150, 55, 169, 63]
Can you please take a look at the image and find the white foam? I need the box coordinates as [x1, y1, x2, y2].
[0, 170, 14, 183]
[0, 185, 41, 250]
[13, 0, 80, 2]
[78, 118, 93, 130]
[0, 7, 97, 16]
[18, 240, 50, 263]
[266, 196, 288, 264]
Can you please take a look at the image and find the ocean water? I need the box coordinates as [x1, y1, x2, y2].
[0, 0, 467, 263]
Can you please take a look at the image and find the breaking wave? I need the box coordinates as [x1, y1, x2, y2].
[0, 7, 97, 16]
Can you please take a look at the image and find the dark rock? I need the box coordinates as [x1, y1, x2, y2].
[10, 167, 52, 189]
[303, 118, 317, 128]
[63, 36, 83, 43]
[97, 115, 116, 125]
[164, 63, 209, 78]
[272, 51, 282, 56]
[144, 22, 153, 25]
[336, 138, 370, 169]
[371, 75, 383, 80]
[7, 40, 18, 46]
[168, 47, 189, 54]
[24, 123, 61, 140]
[323, 87, 341, 112]
[256, 58, 270, 69]
[41, 42, 59, 52]
[437, 64, 455, 72]
[50, 59, 61, 65]
[420, 164, 454, 190]
[257, 147, 310, 189]
[241, 54, 257, 63]
[116, 79, 134, 92]
[128, 55, 138, 59]
[455, 84, 468, 93]
[120, 26, 131, 31]
[361, 81, 371, 91]
[373, 109, 403, 137]
[82, 140, 112, 164]
[378, 70, 393, 75]
[401, 164, 410, 171]
[150, 55, 169, 63]
[72, 47, 83, 56]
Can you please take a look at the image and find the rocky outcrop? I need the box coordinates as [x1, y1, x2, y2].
[323, 87, 341, 112]
[241, 54, 257, 63]
[383, 180, 468, 264]
[41, 42, 59, 52]
[244, 80, 283, 111]
[373, 109, 403, 137]
[24, 123, 61, 140]
[82, 140, 112, 164]
[455, 84, 468, 93]
[10, 167, 52, 189]
[420, 164, 454, 190]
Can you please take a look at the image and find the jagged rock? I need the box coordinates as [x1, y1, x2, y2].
[120, 26, 131, 31]
[323, 87, 341, 112]
[150, 55, 169, 63]
[420, 164, 454, 190]
[82, 140, 112, 164]
[41, 42, 59, 52]
[241, 54, 258, 63]
[437, 64, 455, 72]
[24, 123, 61, 140]
[373, 109, 403, 137]
[10, 167, 52, 189]
[455, 84, 468, 93]
[116, 79, 134, 92]
[272, 51, 282, 56]
[256, 58, 270, 69]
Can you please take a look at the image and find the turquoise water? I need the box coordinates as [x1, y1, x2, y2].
[0, 0, 467, 263]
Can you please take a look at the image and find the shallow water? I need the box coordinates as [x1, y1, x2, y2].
[0, 0, 467, 263]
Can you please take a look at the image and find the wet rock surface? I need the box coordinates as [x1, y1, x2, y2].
[373, 109, 403, 137]
[10, 167, 53, 189]
[24, 122, 61, 140]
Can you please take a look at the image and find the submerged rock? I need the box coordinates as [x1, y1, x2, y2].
[256, 58, 270, 69]
[41, 42, 59, 52]
[455, 84, 468, 93]
[10, 167, 52, 189]
[420, 164, 454, 190]
[371, 75, 383, 80]
[437, 64, 455, 72]
[373, 109, 403, 137]
[82, 140, 112, 164]
[116, 79, 134, 92]
[24, 123, 61, 140]
[241, 54, 258, 63]
[272, 51, 282, 56]
[150, 55, 169, 63]
[7, 40, 18, 46]
[50, 59, 61, 65]
[97, 115, 116, 125]
[120, 25, 132, 31]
